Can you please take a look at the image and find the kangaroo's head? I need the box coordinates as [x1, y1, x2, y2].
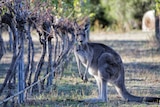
[74, 18, 90, 45]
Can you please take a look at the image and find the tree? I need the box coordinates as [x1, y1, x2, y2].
[156, 0, 160, 49]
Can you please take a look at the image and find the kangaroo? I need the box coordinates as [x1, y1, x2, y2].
[73, 19, 160, 103]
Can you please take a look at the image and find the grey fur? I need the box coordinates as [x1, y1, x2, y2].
[74, 19, 160, 103]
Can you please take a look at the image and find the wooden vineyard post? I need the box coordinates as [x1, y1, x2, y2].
[18, 31, 25, 103]
[15, 0, 27, 103]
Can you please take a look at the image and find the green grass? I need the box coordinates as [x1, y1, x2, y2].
[0, 31, 160, 106]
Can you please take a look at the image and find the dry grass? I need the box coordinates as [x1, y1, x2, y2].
[0, 31, 160, 106]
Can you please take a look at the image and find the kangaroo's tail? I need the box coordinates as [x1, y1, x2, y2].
[115, 83, 160, 103]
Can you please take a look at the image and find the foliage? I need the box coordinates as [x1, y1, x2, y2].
[156, 0, 160, 15]
[92, 0, 155, 31]
[39, 0, 95, 19]
[1, 0, 154, 31]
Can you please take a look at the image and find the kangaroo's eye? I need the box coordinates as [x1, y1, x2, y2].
[76, 34, 79, 36]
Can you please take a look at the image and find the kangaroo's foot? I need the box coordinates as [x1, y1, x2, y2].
[80, 98, 107, 103]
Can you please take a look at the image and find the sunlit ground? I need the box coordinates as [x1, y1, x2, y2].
[0, 31, 160, 106]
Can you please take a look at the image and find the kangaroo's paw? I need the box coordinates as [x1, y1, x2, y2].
[82, 75, 88, 83]
[80, 98, 107, 103]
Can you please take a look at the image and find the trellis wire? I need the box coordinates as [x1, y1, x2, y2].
[0, 48, 73, 105]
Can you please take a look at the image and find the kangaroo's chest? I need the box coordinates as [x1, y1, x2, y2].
[74, 44, 99, 76]
[74, 45, 88, 64]
[76, 49, 88, 64]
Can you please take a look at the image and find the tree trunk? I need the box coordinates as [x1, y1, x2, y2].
[25, 23, 35, 87]
[0, 24, 5, 60]
[32, 31, 47, 92]
[155, 11, 160, 49]
[46, 36, 53, 87]
[0, 14, 18, 95]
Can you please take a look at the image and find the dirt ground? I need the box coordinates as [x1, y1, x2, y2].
[0, 31, 160, 106]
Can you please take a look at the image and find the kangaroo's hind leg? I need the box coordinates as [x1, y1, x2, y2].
[97, 65, 109, 102]
[81, 68, 108, 103]
[82, 78, 107, 103]
[95, 76, 101, 98]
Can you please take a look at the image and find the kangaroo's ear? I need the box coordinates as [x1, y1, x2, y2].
[84, 18, 90, 31]
[84, 18, 90, 37]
